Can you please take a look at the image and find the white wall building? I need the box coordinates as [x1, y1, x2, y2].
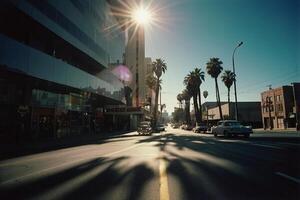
[125, 26, 145, 107]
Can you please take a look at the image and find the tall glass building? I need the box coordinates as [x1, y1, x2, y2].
[0, 0, 128, 142]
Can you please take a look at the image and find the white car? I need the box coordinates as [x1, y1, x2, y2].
[212, 120, 253, 138]
[156, 124, 165, 131]
[137, 121, 152, 135]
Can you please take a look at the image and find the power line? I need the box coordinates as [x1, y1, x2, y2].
[239, 69, 299, 89]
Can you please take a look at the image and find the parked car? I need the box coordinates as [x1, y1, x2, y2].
[193, 123, 208, 133]
[137, 121, 152, 135]
[180, 124, 186, 129]
[212, 120, 253, 138]
[156, 124, 165, 131]
[171, 123, 180, 129]
[174, 124, 180, 129]
[181, 124, 193, 130]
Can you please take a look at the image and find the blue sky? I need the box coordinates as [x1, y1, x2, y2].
[145, 0, 300, 114]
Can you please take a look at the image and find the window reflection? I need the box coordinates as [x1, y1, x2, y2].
[0, 34, 125, 102]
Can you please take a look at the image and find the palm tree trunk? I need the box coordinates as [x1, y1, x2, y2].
[198, 88, 202, 122]
[215, 78, 223, 120]
[153, 78, 160, 128]
[227, 88, 230, 119]
[193, 94, 200, 125]
[185, 100, 191, 125]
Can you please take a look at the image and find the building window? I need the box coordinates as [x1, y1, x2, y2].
[269, 96, 273, 102]
[275, 95, 281, 102]
[276, 104, 283, 112]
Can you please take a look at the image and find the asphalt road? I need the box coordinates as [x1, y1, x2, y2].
[1, 126, 300, 200]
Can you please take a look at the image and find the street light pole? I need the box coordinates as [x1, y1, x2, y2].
[232, 41, 243, 121]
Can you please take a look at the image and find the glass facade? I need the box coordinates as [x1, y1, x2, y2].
[0, 34, 124, 102]
[0, 0, 129, 142]
[16, 0, 125, 68]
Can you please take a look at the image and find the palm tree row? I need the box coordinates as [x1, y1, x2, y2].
[146, 58, 167, 128]
[183, 68, 205, 125]
[177, 57, 236, 125]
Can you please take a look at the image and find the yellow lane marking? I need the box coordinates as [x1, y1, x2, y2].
[159, 158, 170, 200]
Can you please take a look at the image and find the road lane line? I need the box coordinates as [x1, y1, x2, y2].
[277, 142, 300, 146]
[159, 158, 170, 200]
[0, 142, 145, 186]
[251, 143, 283, 150]
[275, 172, 300, 184]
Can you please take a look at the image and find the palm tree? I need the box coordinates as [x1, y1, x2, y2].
[206, 57, 224, 120]
[221, 70, 235, 118]
[181, 89, 192, 125]
[146, 74, 156, 90]
[152, 58, 167, 127]
[221, 70, 235, 105]
[193, 68, 205, 122]
[184, 71, 200, 124]
[203, 90, 209, 126]
[146, 74, 160, 112]
[177, 93, 183, 108]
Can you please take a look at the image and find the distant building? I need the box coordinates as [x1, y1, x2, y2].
[202, 102, 262, 128]
[261, 83, 300, 129]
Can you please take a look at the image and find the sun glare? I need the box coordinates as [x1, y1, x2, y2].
[106, 0, 172, 41]
[132, 7, 152, 25]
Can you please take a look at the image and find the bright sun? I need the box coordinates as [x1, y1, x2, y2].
[132, 7, 152, 25]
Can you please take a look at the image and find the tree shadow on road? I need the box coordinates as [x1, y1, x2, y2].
[137, 132, 300, 200]
[0, 156, 156, 200]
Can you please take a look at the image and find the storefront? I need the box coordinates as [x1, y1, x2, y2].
[0, 69, 126, 143]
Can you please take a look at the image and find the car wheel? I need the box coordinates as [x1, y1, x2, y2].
[244, 133, 250, 138]
[214, 132, 218, 137]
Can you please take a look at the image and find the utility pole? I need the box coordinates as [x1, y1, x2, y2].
[292, 83, 299, 130]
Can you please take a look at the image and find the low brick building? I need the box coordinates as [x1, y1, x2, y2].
[261, 83, 300, 129]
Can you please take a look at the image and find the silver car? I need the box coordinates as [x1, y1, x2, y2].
[212, 120, 253, 138]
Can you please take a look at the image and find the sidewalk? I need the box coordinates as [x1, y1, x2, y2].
[0, 130, 134, 161]
[253, 128, 300, 133]
[252, 128, 300, 137]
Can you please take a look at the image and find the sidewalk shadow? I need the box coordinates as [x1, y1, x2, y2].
[0, 131, 137, 161]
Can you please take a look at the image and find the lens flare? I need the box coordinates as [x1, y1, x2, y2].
[132, 7, 152, 25]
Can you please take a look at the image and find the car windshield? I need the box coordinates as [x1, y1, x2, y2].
[217, 121, 223, 126]
[139, 122, 150, 127]
[226, 122, 241, 126]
